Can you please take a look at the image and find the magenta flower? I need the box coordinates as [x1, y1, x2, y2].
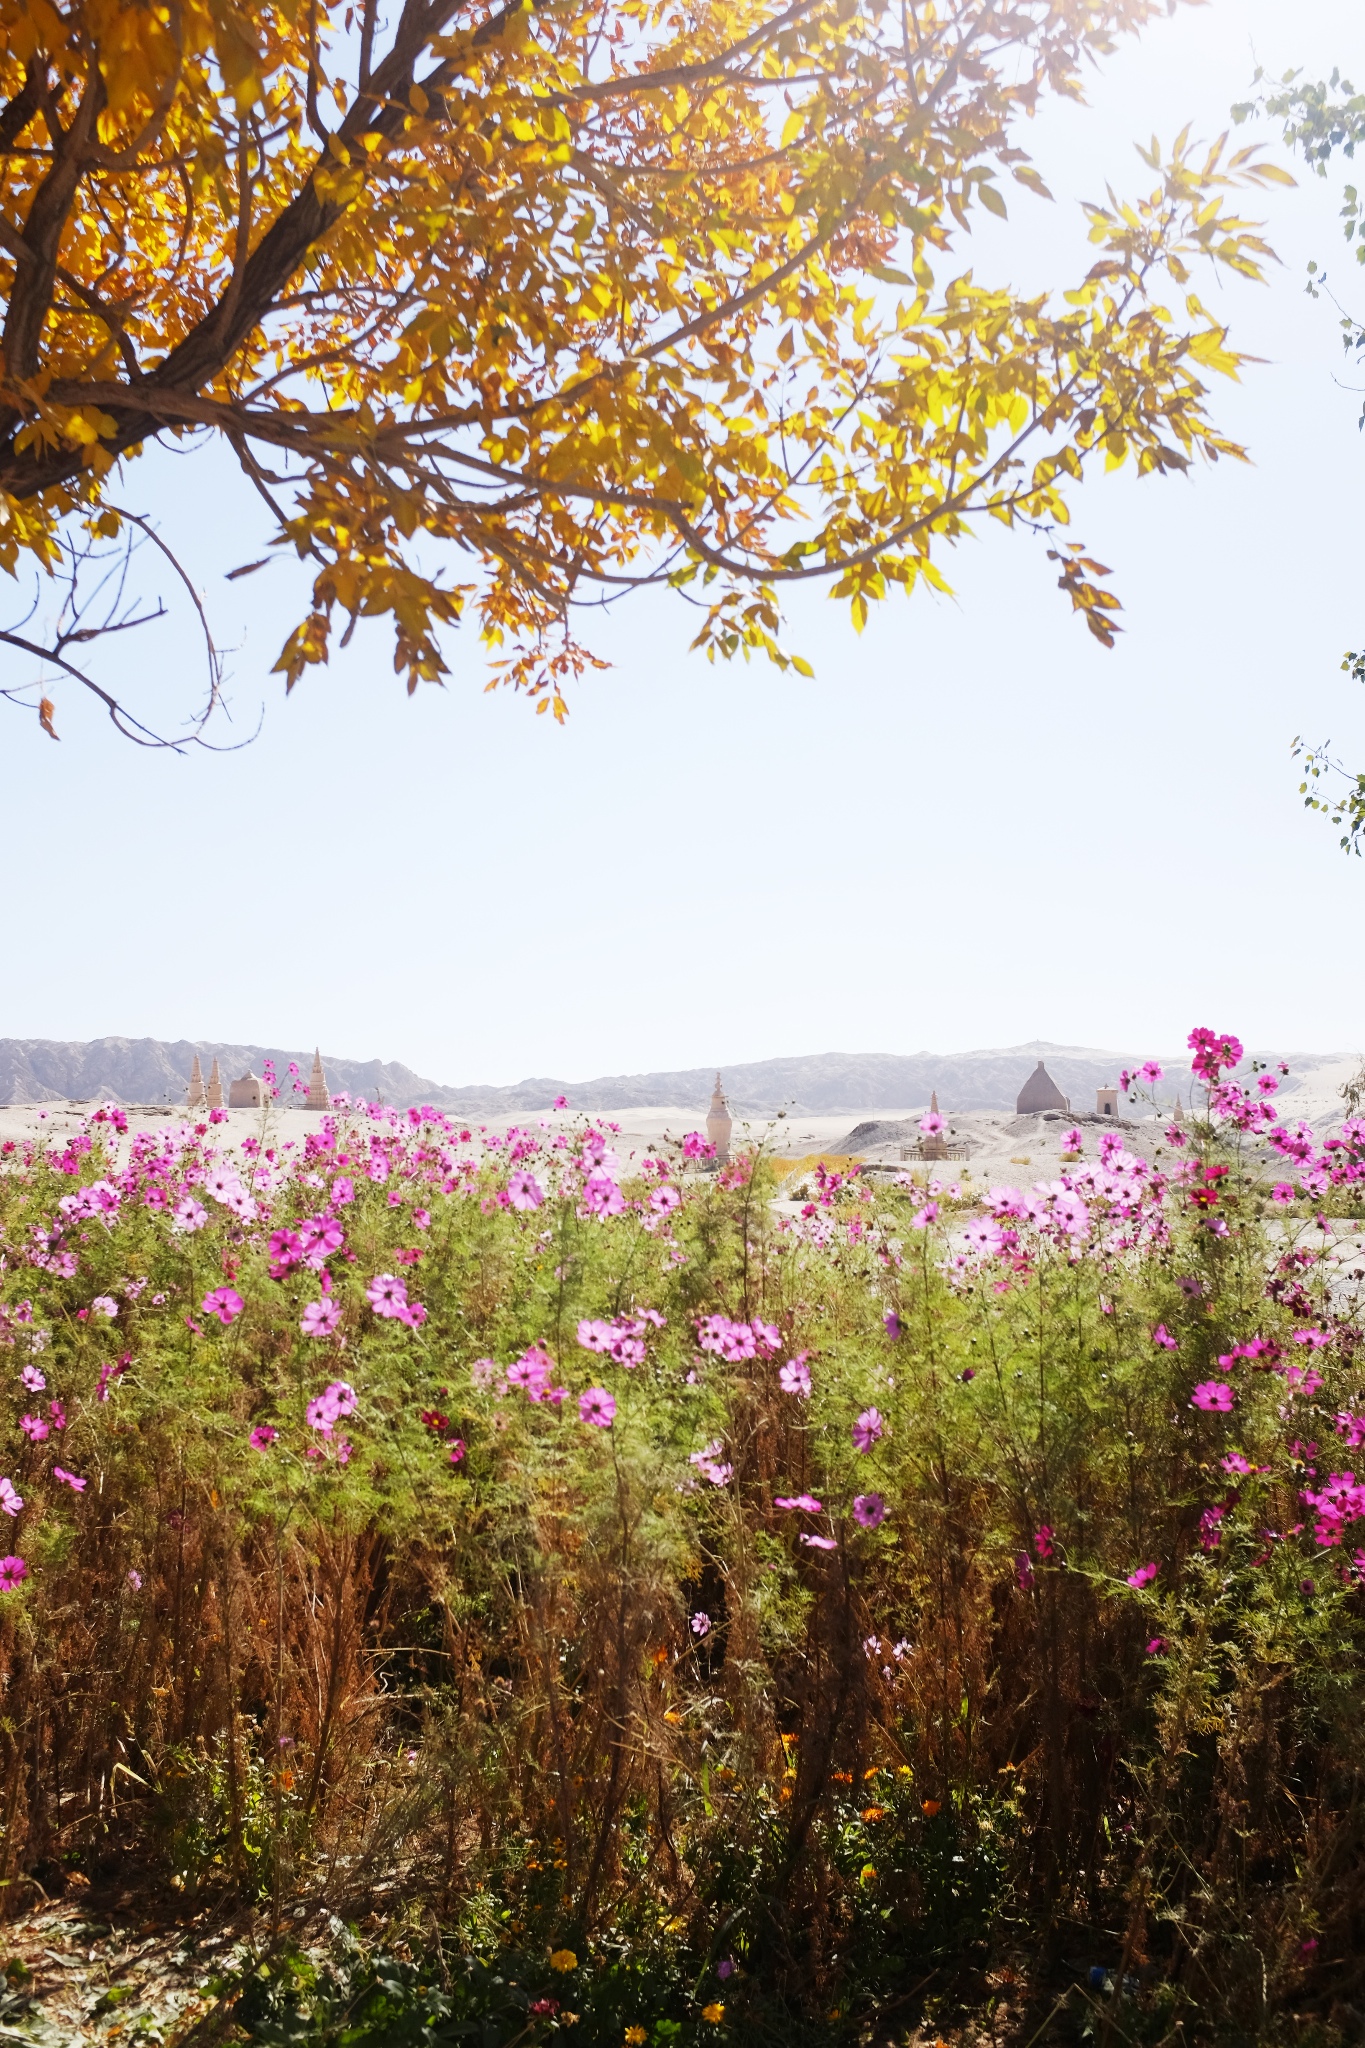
[448, 1439, 466, 1465]
[774, 1493, 823, 1512]
[269, 1228, 303, 1271]
[853, 1492, 887, 1529]
[800, 1533, 838, 1551]
[852, 1407, 885, 1453]
[1034, 1524, 1054, 1559]
[19, 1415, 48, 1443]
[332, 1175, 355, 1205]
[691, 1611, 711, 1636]
[201, 1287, 244, 1326]
[883, 1310, 902, 1341]
[1271, 1181, 1295, 1204]
[366, 1273, 408, 1318]
[649, 1185, 681, 1216]
[579, 1385, 616, 1428]
[250, 1425, 279, 1450]
[1060, 1127, 1083, 1153]
[0, 1479, 23, 1517]
[1140, 1061, 1163, 1085]
[1191, 1380, 1234, 1413]
[1145, 1636, 1167, 1656]
[1126, 1562, 1159, 1589]
[919, 1111, 945, 1136]
[0, 1556, 26, 1591]
[507, 1170, 544, 1211]
[52, 1467, 86, 1493]
[1151, 1324, 1179, 1351]
[301, 1297, 342, 1338]
[779, 1355, 811, 1397]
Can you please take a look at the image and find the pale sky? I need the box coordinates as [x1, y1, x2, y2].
[7, 0, 1365, 1087]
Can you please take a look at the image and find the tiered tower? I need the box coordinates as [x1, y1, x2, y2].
[187, 1054, 205, 1109]
[305, 1048, 330, 1111]
[205, 1059, 223, 1111]
[706, 1074, 732, 1163]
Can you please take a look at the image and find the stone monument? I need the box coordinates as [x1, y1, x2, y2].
[1096, 1086, 1119, 1118]
[187, 1054, 205, 1110]
[305, 1049, 330, 1112]
[920, 1089, 949, 1160]
[706, 1074, 732, 1163]
[228, 1073, 264, 1109]
[205, 1058, 224, 1111]
[1015, 1060, 1068, 1115]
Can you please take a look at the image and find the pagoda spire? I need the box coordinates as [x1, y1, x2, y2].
[187, 1054, 205, 1109]
[205, 1058, 223, 1111]
[305, 1048, 330, 1112]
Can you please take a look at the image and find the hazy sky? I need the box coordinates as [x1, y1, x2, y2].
[6, 0, 1365, 1085]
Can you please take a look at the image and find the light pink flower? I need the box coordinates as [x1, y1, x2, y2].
[1151, 1324, 1179, 1351]
[852, 1407, 885, 1453]
[779, 1355, 811, 1397]
[579, 1385, 616, 1428]
[691, 1611, 711, 1636]
[20, 1365, 45, 1393]
[90, 1295, 118, 1319]
[774, 1493, 823, 1512]
[366, 1273, 408, 1318]
[800, 1533, 838, 1550]
[0, 1479, 20, 1517]
[301, 1297, 342, 1338]
[649, 1185, 681, 1216]
[507, 1170, 544, 1211]
[919, 1111, 945, 1136]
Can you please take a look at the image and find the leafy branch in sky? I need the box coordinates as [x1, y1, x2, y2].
[0, 0, 1286, 741]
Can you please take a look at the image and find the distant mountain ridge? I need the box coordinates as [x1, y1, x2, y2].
[0, 1035, 1224, 1116]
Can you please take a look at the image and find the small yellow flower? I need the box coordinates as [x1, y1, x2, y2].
[859, 1863, 878, 1887]
[701, 2003, 725, 2024]
[625, 2030, 648, 2045]
[550, 1949, 578, 1973]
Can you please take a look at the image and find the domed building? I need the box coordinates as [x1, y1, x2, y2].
[1015, 1060, 1068, 1115]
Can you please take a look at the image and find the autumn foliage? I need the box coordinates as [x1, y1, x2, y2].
[0, 0, 1287, 729]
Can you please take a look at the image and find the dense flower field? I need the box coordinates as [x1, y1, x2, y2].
[1, 1030, 1364, 2046]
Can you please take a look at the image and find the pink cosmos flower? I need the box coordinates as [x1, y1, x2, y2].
[366, 1274, 408, 1318]
[1126, 1562, 1159, 1589]
[20, 1365, 45, 1393]
[800, 1533, 838, 1550]
[0, 1479, 21, 1517]
[448, 1439, 466, 1465]
[691, 1611, 711, 1636]
[1145, 1636, 1167, 1656]
[507, 1170, 544, 1211]
[919, 1111, 945, 1137]
[250, 1425, 279, 1450]
[852, 1407, 885, 1453]
[774, 1494, 823, 1512]
[0, 1557, 26, 1591]
[1221, 1452, 1255, 1475]
[1034, 1525, 1054, 1559]
[577, 1319, 614, 1353]
[911, 1202, 939, 1230]
[127, 1568, 142, 1591]
[19, 1415, 48, 1442]
[301, 1297, 342, 1338]
[1140, 1061, 1163, 1085]
[332, 1176, 355, 1205]
[1191, 1381, 1235, 1413]
[269, 1228, 304, 1272]
[201, 1287, 244, 1326]
[1293, 1328, 1331, 1349]
[90, 1295, 118, 1319]
[779, 1356, 811, 1397]
[853, 1493, 887, 1529]
[1151, 1324, 1179, 1351]
[649, 1185, 681, 1216]
[582, 1172, 626, 1218]
[579, 1386, 616, 1428]
[1271, 1181, 1296, 1204]
[883, 1310, 902, 1341]
[682, 1131, 712, 1159]
[1060, 1128, 1083, 1153]
[412, 1208, 431, 1230]
[52, 1467, 86, 1493]
[1017, 1554, 1035, 1589]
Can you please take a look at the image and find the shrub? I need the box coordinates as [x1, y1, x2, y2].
[0, 1036, 1363, 2040]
